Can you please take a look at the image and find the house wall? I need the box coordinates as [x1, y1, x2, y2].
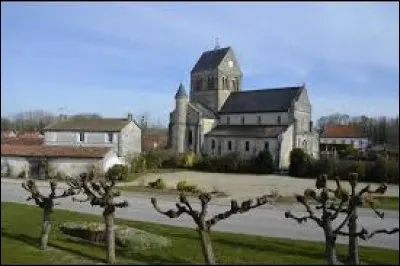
[1, 156, 29, 177]
[219, 112, 289, 126]
[320, 137, 369, 150]
[120, 122, 142, 157]
[279, 124, 294, 169]
[49, 158, 101, 177]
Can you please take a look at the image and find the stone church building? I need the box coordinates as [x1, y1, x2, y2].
[168, 46, 319, 169]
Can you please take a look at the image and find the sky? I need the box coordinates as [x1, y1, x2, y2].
[1, 2, 399, 125]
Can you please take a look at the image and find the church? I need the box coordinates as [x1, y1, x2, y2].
[168, 45, 319, 169]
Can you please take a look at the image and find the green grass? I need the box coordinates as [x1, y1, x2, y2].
[1, 202, 398, 265]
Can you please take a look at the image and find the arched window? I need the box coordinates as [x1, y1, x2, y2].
[227, 116, 230, 125]
[303, 140, 307, 149]
[208, 76, 214, 90]
[241, 116, 245, 125]
[211, 139, 215, 150]
[231, 79, 236, 91]
[228, 141, 232, 151]
[257, 116, 261, 125]
[188, 130, 193, 146]
[264, 141, 269, 150]
[195, 78, 202, 91]
[245, 141, 250, 151]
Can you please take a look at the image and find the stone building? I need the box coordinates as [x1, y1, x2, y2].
[168, 46, 319, 169]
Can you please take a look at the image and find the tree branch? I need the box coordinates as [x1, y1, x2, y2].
[151, 197, 186, 218]
[284, 211, 310, 224]
[365, 228, 399, 240]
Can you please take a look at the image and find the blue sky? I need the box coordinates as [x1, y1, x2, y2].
[1, 2, 399, 125]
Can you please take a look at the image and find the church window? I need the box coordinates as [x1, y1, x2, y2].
[303, 140, 307, 149]
[228, 141, 232, 151]
[211, 139, 215, 150]
[277, 116, 281, 125]
[195, 78, 202, 91]
[208, 76, 215, 90]
[257, 116, 261, 125]
[188, 130, 193, 146]
[231, 79, 236, 91]
[241, 116, 245, 125]
[264, 141, 269, 150]
[227, 116, 230, 125]
[245, 141, 250, 151]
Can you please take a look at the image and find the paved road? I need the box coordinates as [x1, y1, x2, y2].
[1, 182, 398, 250]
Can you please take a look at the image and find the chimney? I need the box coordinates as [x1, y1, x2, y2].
[127, 113, 133, 121]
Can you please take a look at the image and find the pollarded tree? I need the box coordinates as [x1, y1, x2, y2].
[22, 179, 81, 249]
[72, 173, 128, 264]
[328, 173, 399, 265]
[285, 174, 353, 265]
[151, 192, 274, 265]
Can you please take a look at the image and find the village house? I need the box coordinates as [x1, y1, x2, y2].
[1, 113, 141, 179]
[319, 124, 369, 153]
[168, 46, 319, 169]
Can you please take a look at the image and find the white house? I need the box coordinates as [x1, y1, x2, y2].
[320, 125, 369, 151]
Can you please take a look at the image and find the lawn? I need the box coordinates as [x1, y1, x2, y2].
[1, 202, 398, 265]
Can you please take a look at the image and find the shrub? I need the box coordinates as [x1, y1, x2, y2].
[106, 164, 129, 181]
[131, 155, 147, 174]
[182, 152, 200, 168]
[176, 180, 199, 193]
[371, 156, 388, 183]
[17, 170, 26, 179]
[254, 149, 274, 174]
[148, 178, 166, 189]
[289, 148, 311, 177]
[387, 161, 399, 184]
[350, 160, 366, 181]
[143, 151, 163, 170]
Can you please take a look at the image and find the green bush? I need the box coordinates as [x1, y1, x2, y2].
[131, 156, 147, 174]
[17, 170, 26, 179]
[254, 149, 274, 174]
[142, 151, 163, 170]
[387, 161, 399, 184]
[106, 164, 129, 181]
[289, 148, 311, 177]
[176, 180, 199, 193]
[148, 178, 166, 189]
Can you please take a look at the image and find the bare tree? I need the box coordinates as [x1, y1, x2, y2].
[330, 173, 399, 265]
[285, 174, 352, 265]
[285, 174, 399, 265]
[72, 173, 128, 264]
[21, 179, 81, 249]
[151, 193, 274, 265]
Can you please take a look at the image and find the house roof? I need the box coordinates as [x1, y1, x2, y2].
[1, 144, 111, 158]
[219, 86, 303, 114]
[190, 102, 217, 119]
[191, 47, 231, 73]
[45, 118, 131, 132]
[320, 125, 367, 138]
[205, 125, 288, 138]
[175, 83, 188, 99]
[2, 137, 44, 146]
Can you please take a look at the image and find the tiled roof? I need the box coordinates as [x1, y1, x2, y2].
[190, 102, 217, 119]
[1, 137, 44, 146]
[205, 125, 288, 138]
[219, 86, 303, 114]
[1, 144, 111, 158]
[191, 47, 231, 73]
[321, 125, 366, 138]
[45, 118, 131, 132]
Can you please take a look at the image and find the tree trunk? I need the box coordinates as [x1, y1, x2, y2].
[324, 226, 339, 265]
[198, 229, 216, 265]
[347, 209, 359, 265]
[104, 212, 116, 264]
[40, 208, 52, 249]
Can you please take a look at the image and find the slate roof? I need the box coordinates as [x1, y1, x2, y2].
[219, 86, 303, 114]
[175, 83, 188, 99]
[191, 47, 231, 73]
[205, 125, 288, 138]
[45, 118, 131, 132]
[190, 102, 217, 119]
[321, 125, 367, 138]
[1, 144, 111, 158]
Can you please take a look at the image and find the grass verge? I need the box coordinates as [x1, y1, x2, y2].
[1, 202, 398, 265]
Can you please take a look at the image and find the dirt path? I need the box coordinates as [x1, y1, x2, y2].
[124, 170, 399, 201]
